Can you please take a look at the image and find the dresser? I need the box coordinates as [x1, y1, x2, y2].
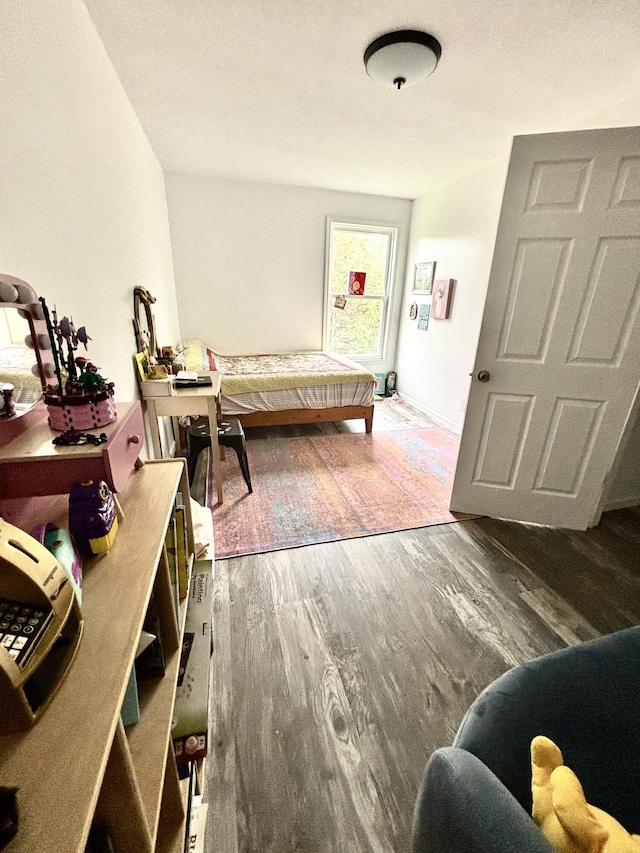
[0, 400, 144, 499]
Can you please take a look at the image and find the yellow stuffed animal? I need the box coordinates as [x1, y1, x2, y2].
[531, 735, 640, 853]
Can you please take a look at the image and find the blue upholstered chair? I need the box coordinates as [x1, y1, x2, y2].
[412, 625, 640, 852]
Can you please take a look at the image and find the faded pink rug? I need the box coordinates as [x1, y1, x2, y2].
[207, 427, 472, 559]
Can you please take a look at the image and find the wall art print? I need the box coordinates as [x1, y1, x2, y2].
[432, 279, 454, 320]
[417, 303, 431, 331]
[413, 262, 436, 295]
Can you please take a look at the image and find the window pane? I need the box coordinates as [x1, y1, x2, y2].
[328, 298, 383, 356]
[330, 230, 389, 296]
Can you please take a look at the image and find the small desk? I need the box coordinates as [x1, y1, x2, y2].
[142, 371, 223, 504]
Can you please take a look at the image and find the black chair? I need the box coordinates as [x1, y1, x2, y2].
[187, 418, 252, 493]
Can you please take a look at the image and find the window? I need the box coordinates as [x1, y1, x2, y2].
[323, 220, 398, 360]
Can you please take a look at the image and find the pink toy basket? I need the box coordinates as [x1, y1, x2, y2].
[44, 391, 116, 431]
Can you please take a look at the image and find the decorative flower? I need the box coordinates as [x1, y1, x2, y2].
[40, 297, 113, 397]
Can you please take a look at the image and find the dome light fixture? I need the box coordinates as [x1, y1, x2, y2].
[364, 29, 442, 90]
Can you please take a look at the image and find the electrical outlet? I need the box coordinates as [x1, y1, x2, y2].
[460, 399, 466, 412]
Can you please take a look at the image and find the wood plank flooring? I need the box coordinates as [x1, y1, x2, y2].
[203, 399, 640, 853]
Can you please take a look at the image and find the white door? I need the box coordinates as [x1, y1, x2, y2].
[450, 126, 640, 529]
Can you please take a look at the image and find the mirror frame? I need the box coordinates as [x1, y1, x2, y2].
[0, 273, 56, 428]
[133, 286, 159, 358]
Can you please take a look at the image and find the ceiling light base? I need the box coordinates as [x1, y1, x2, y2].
[364, 30, 442, 90]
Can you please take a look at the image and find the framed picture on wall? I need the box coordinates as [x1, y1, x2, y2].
[432, 279, 454, 319]
[417, 303, 431, 331]
[413, 262, 436, 295]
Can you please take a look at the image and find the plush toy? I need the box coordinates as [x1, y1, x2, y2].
[531, 735, 640, 853]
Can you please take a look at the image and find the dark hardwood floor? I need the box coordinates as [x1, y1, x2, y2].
[203, 398, 640, 853]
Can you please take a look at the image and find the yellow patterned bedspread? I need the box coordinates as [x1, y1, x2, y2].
[0, 344, 41, 390]
[183, 341, 375, 394]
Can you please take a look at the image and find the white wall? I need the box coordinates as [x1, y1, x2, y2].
[1, 0, 178, 403]
[165, 173, 411, 372]
[395, 159, 508, 431]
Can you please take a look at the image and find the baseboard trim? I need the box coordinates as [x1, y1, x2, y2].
[602, 495, 640, 512]
[398, 392, 463, 435]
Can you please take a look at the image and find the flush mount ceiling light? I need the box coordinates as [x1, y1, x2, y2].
[364, 29, 442, 90]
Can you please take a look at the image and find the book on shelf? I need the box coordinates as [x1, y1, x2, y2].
[120, 665, 140, 726]
[120, 631, 156, 726]
[164, 517, 180, 617]
[167, 494, 190, 603]
[174, 502, 189, 598]
[135, 592, 166, 679]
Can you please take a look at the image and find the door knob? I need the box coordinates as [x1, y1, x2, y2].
[477, 370, 491, 382]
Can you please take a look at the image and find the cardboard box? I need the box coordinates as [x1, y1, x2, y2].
[185, 798, 208, 853]
[172, 561, 212, 769]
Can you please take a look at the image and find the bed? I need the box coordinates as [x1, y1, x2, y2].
[182, 341, 376, 432]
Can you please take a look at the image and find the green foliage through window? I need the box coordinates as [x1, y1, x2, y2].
[325, 223, 396, 358]
[329, 299, 383, 355]
[330, 231, 388, 296]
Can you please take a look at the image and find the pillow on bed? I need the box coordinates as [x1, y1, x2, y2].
[182, 340, 216, 372]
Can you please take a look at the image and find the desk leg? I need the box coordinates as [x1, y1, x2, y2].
[216, 394, 225, 460]
[208, 397, 223, 505]
[147, 399, 163, 459]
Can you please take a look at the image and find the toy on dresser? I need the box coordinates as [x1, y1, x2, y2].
[40, 298, 116, 431]
[68, 479, 119, 556]
[31, 522, 83, 605]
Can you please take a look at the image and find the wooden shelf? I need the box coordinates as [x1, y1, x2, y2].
[156, 776, 191, 853]
[0, 458, 196, 852]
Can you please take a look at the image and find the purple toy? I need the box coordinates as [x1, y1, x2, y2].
[68, 480, 119, 556]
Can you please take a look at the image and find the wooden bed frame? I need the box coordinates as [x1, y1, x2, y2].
[233, 404, 374, 433]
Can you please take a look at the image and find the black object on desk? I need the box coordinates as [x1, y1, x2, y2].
[174, 375, 212, 388]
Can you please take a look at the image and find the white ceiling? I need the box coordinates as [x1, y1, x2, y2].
[84, 0, 640, 200]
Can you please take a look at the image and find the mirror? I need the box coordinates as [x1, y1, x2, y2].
[133, 286, 159, 358]
[0, 273, 56, 420]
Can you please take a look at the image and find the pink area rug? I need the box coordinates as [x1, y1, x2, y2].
[207, 427, 472, 559]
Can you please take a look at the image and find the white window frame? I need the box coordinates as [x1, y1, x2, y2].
[322, 218, 399, 362]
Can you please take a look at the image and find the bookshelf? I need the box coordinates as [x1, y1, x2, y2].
[0, 459, 202, 852]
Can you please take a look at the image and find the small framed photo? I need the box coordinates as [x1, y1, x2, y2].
[374, 373, 386, 395]
[413, 262, 436, 295]
[409, 302, 418, 320]
[432, 279, 454, 320]
[334, 295, 347, 309]
[417, 303, 431, 331]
